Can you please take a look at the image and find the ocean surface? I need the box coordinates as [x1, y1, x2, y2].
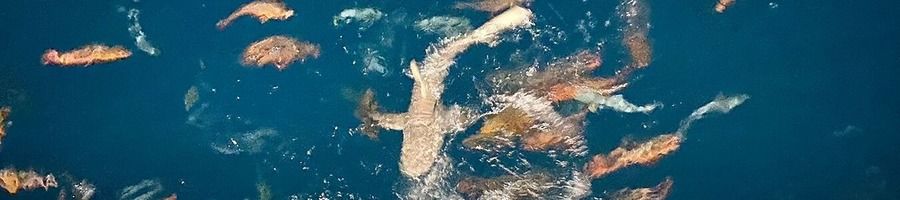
[1, 0, 899, 199]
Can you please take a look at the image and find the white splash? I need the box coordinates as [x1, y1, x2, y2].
[126, 8, 160, 56]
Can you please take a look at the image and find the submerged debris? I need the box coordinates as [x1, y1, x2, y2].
[42, 45, 132, 67]
[217, 0, 294, 30]
[241, 35, 320, 71]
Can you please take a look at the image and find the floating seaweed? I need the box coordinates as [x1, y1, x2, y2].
[241, 35, 320, 71]
[609, 177, 673, 200]
[0, 106, 9, 144]
[42, 45, 132, 67]
[216, 0, 294, 30]
[455, 0, 531, 15]
[356, 6, 533, 178]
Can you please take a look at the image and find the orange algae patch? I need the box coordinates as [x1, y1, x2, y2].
[610, 177, 673, 200]
[0, 106, 9, 144]
[585, 133, 683, 179]
[241, 36, 320, 71]
[41, 45, 131, 67]
[217, 0, 294, 30]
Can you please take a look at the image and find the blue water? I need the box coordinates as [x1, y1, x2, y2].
[2, 0, 898, 199]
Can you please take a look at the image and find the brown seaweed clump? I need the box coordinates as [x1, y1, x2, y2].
[241, 35, 320, 71]
[585, 133, 683, 179]
[455, 0, 531, 14]
[609, 177, 673, 200]
[0, 106, 10, 144]
[41, 45, 132, 67]
[216, 0, 295, 30]
[0, 168, 59, 195]
[715, 0, 735, 13]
